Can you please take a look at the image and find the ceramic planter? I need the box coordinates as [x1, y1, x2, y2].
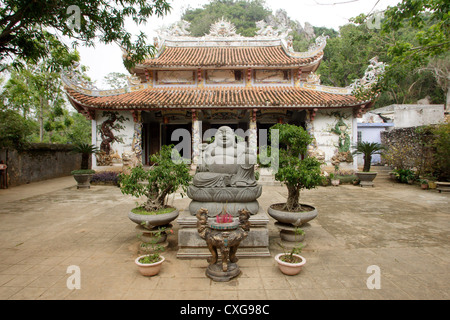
[135, 255, 165, 276]
[428, 181, 437, 189]
[331, 179, 340, 186]
[128, 207, 179, 229]
[356, 172, 377, 187]
[275, 253, 306, 275]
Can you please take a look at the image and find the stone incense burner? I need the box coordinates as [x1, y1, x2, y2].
[196, 208, 250, 282]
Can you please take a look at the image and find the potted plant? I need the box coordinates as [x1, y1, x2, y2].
[135, 226, 172, 276]
[71, 142, 98, 189]
[352, 142, 385, 187]
[119, 145, 192, 229]
[419, 179, 429, 190]
[329, 172, 340, 186]
[267, 124, 323, 228]
[275, 228, 306, 276]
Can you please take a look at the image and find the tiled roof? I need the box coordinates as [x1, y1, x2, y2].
[140, 46, 323, 68]
[65, 86, 361, 109]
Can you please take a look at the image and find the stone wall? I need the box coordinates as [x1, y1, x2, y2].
[0, 144, 82, 187]
[380, 127, 433, 173]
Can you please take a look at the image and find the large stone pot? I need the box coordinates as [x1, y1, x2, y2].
[356, 172, 378, 187]
[73, 173, 94, 189]
[268, 203, 318, 227]
[128, 207, 179, 229]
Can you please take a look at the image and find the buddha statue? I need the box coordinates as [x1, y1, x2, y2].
[187, 126, 262, 217]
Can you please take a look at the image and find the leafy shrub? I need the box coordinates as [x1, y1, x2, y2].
[392, 168, 417, 183]
[430, 123, 450, 181]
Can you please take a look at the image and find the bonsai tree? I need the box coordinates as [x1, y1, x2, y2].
[119, 145, 192, 212]
[71, 142, 98, 173]
[270, 123, 323, 212]
[352, 142, 385, 172]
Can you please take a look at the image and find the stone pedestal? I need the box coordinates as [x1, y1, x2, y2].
[177, 209, 270, 259]
[135, 224, 171, 254]
[206, 262, 240, 282]
[274, 222, 306, 242]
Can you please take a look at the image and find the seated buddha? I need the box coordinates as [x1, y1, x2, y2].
[194, 126, 257, 188]
[187, 126, 261, 216]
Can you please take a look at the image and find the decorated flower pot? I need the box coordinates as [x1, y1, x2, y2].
[275, 253, 306, 276]
[135, 255, 165, 276]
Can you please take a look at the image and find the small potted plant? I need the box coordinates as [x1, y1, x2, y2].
[135, 226, 172, 276]
[330, 173, 340, 186]
[419, 179, 429, 190]
[352, 142, 385, 187]
[119, 145, 192, 229]
[267, 124, 323, 229]
[71, 142, 98, 189]
[275, 228, 306, 276]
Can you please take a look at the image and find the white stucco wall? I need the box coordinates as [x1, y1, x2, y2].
[310, 108, 356, 171]
[93, 110, 135, 169]
[394, 104, 445, 128]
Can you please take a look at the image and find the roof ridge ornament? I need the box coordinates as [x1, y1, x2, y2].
[348, 57, 387, 93]
[285, 33, 328, 58]
[62, 62, 99, 91]
[159, 20, 191, 37]
[208, 17, 239, 37]
[255, 20, 291, 39]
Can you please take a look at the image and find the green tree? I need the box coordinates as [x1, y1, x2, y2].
[270, 124, 323, 212]
[317, 17, 445, 107]
[0, 0, 171, 69]
[182, 0, 271, 37]
[352, 142, 385, 172]
[119, 145, 192, 212]
[1, 31, 85, 143]
[382, 0, 449, 64]
[0, 109, 37, 149]
[65, 112, 92, 145]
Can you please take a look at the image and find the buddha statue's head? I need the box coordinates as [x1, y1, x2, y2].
[215, 126, 235, 148]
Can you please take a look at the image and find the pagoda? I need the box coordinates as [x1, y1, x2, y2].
[63, 18, 385, 171]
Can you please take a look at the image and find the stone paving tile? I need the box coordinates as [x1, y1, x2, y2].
[0, 175, 449, 301]
[7, 287, 47, 300]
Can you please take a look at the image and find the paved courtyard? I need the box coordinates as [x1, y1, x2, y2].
[0, 169, 448, 300]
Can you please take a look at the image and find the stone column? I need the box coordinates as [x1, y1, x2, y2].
[249, 109, 258, 156]
[306, 108, 324, 162]
[192, 109, 201, 166]
[132, 111, 143, 165]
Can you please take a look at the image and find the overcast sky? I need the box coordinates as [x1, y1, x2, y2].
[74, 0, 402, 88]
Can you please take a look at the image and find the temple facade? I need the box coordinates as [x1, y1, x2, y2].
[63, 19, 385, 172]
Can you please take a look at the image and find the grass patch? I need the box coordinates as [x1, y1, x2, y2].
[71, 169, 96, 175]
[132, 206, 176, 216]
